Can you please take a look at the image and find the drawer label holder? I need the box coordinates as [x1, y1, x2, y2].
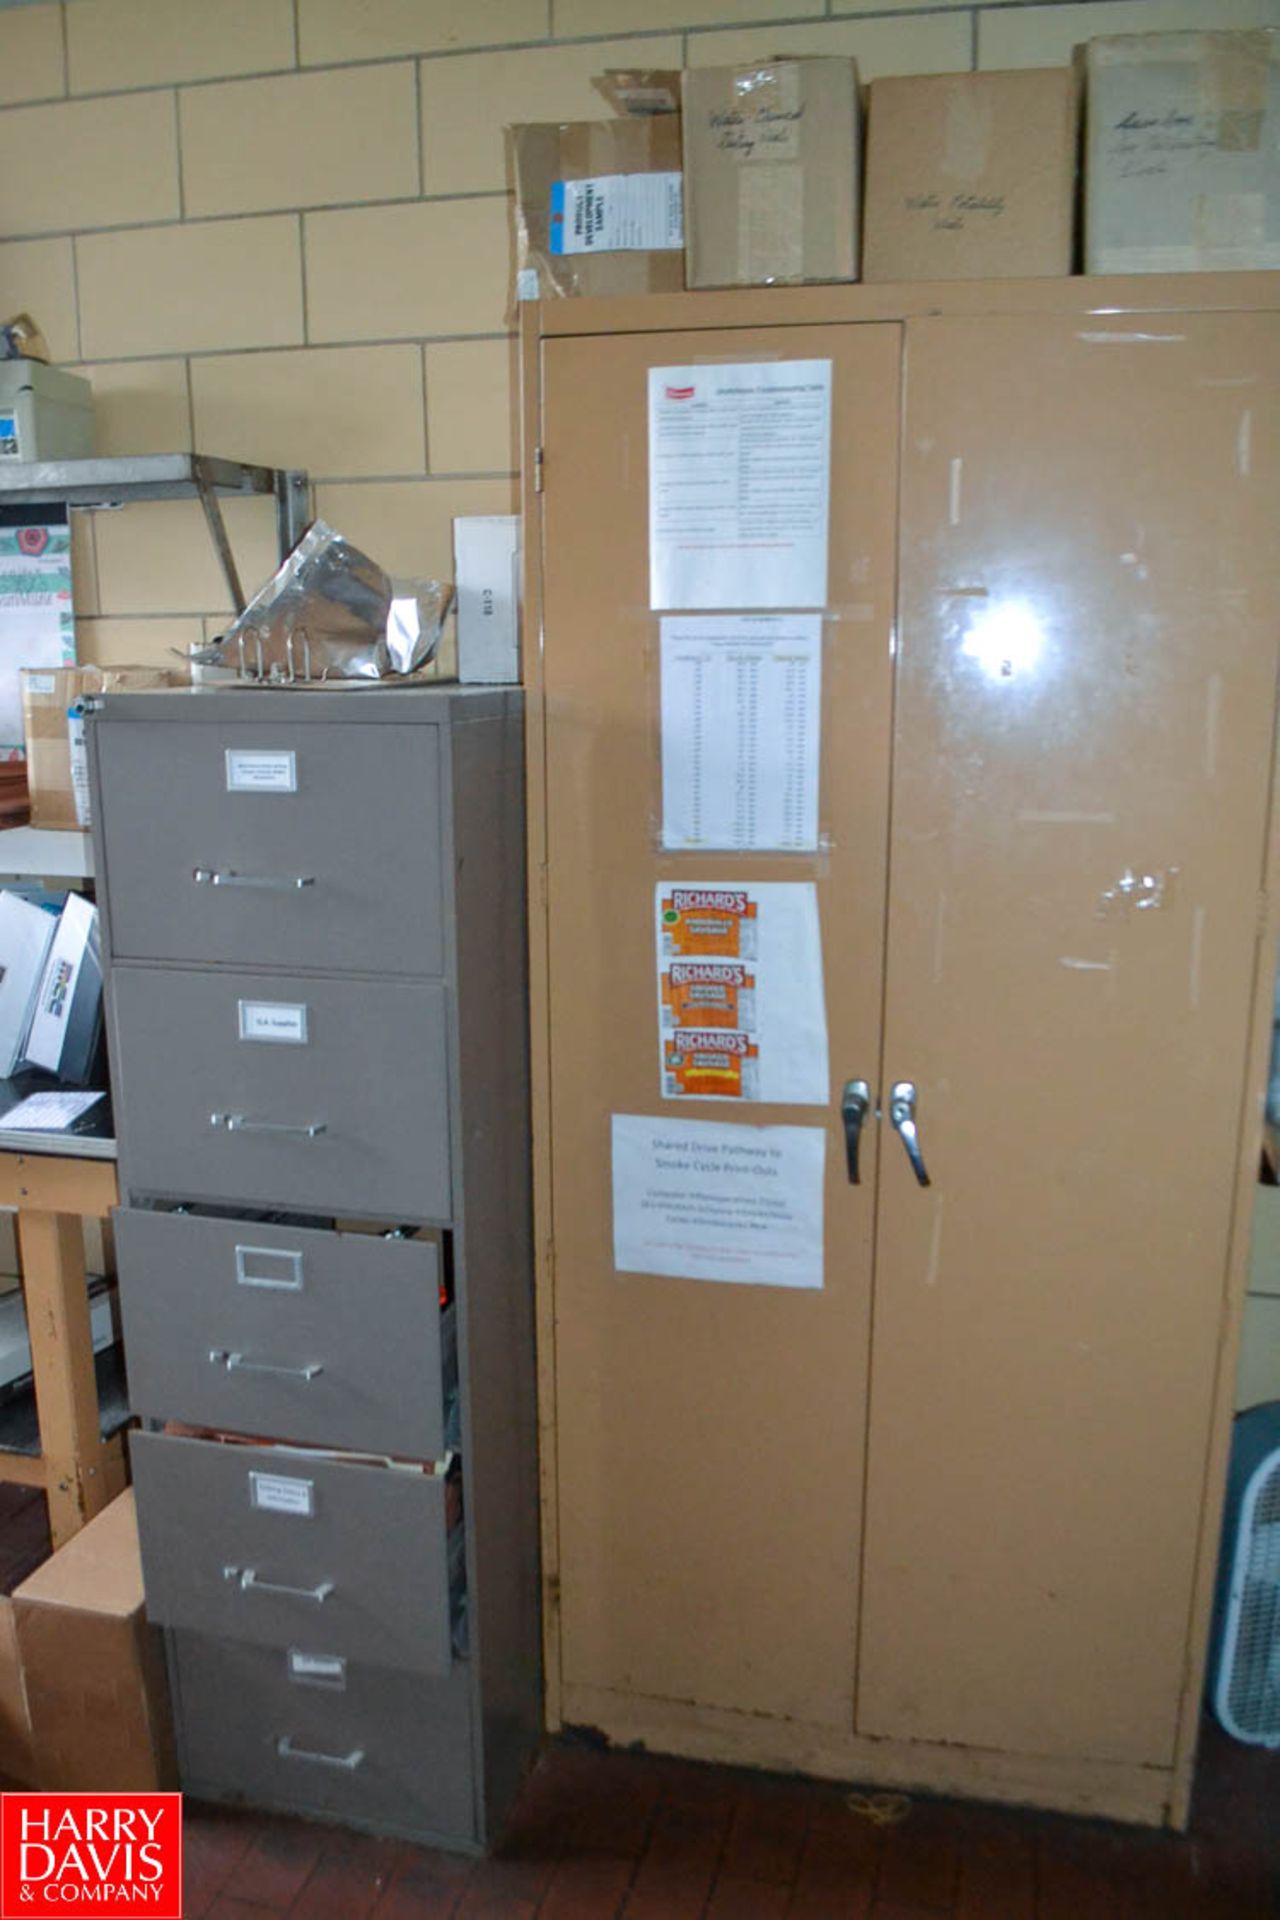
[249, 1471, 315, 1517]
[226, 747, 297, 793]
[239, 1000, 309, 1045]
[288, 1649, 348, 1690]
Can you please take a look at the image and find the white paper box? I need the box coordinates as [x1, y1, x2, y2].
[0, 894, 56, 1077]
[454, 517, 520, 685]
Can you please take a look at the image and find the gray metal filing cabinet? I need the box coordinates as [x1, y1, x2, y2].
[86, 686, 539, 1851]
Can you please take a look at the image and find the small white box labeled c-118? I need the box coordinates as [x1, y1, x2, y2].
[454, 515, 520, 684]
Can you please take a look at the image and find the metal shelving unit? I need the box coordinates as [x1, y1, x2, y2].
[0, 454, 309, 612]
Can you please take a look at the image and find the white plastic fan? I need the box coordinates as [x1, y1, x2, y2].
[1213, 1437, 1280, 1747]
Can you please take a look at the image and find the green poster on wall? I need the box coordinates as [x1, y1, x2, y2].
[0, 521, 75, 760]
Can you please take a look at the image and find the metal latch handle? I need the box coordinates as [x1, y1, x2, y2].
[889, 1081, 931, 1187]
[209, 1349, 323, 1382]
[210, 1113, 327, 1139]
[841, 1080, 872, 1185]
[224, 1565, 334, 1604]
[194, 868, 315, 891]
[276, 1735, 364, 1772]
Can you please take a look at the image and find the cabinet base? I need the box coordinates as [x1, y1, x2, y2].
[559, 1683, 1176, 1829]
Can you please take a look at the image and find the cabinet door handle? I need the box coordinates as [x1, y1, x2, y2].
[210, 1113, 327, 1139]
[276, 1735, 364, 1772]
[224, 1565, 334, 1604]
[193, 868, 315, 891]
[889, 1081, 932, 1187]
[209, 1349, 323, 1382]
[841, 1079, 872, 1184]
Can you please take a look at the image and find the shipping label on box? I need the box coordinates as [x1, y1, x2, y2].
[454, 516, 520, 685]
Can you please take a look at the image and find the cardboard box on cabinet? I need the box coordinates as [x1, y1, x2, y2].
[1085, 30, 1280, 273]
[22, 664, 180, 831]
[13, 1489, 177, 1791]
[682, 56, 861, 288]
[510, 114, 684, 302]
[863, 69, 1078, 282]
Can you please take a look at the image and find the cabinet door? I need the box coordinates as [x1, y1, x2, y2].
[540, 323, 900, 1726]
[860, 313, 1280, 1765]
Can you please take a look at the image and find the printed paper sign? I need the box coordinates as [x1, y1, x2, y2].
[551, 172, 683, 253]
[612, 1113, 825, 1288]
[656, 881, 827, 1104]
[648, 359, 832, 610]
[226, 748, 297, 793]
[661, 613, 822, 851]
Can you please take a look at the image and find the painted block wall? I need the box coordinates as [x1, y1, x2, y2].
[0, 0, 1275, 665]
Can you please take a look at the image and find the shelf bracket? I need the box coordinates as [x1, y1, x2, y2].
[193, 456, 246, 614]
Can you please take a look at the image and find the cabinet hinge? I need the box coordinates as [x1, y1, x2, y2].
[534, 445, 544, 494]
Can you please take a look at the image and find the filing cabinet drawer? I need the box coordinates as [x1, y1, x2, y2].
[131, 1431, 458, 1675]
[111, 967, 451, 1219]
[116, 1210, 453, 1459]
[95, 719, 445, 976]
[172, 1631, 476, 1844]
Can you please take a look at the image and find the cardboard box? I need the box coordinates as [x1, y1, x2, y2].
[454, 516, 520, 685]
[510, 115, 684, 302]
[682, 57, 860, 288]
[0, 362, 92, 463]
[22, 664, 177, 830]
[863, 69, 1078, 282]
[14, 1489, 176, 1791]
[0, 1599, 34, 1783]
[1085, 30, 1280, 273]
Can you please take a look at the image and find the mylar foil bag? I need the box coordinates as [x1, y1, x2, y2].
[193, 521, 453, 681]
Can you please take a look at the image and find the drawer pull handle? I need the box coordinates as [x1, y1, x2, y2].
[193, 868, 315, 891]
[210, 1113, 327, 1139]
[224, 1565, 335, 1604]
[209, 1349, 323, 1382]
[276, 1735, 364, 1772]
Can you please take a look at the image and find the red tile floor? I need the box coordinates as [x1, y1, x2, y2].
[180, 1717, 1279, 1920]
[0, 1487, 1273, 1916]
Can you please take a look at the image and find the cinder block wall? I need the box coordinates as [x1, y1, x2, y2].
[0, 0, 1273, 667]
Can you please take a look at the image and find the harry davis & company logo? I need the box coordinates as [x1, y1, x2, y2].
[0, 1794, 182, 1916]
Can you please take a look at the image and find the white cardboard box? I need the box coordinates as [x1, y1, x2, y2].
[1085, 30, 1280, 273]
[454, 516, 520, 685]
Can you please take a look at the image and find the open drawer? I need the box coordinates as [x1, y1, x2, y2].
[130, 1430, 462, 1676]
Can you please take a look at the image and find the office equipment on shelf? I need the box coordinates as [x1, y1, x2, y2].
[89, 685, 539, 1851]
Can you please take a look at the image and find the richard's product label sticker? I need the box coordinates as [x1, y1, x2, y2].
[664, 1028, 759, 1100]
[661, 888, 757, 958]
[661, 960, 756, 1031]
[226, 747, 297, 793]
[249, 1471, 314, 1517]
[550, 172, 683, 254]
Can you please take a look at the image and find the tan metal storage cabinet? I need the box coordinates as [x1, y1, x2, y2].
[522, 277, 1280, 1827]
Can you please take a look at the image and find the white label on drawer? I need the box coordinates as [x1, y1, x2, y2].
[238, 1000, 308, 1045]
[249, 1471, 314, 1517]
[288, 1649, 347, 1689]
[226, 748, 297, 793]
